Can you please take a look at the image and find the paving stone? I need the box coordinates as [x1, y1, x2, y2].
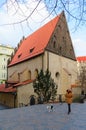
[0, 103, 86, 130]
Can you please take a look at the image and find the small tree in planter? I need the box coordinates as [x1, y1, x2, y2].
[33, 69, 58, 103]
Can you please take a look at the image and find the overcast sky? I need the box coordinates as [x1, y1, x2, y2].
[0, 0, 86, 57]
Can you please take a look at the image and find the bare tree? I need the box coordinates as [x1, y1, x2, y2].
[0, 0, 86, 28]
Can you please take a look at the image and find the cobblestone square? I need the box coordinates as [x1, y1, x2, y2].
[0, 103, 86, 130]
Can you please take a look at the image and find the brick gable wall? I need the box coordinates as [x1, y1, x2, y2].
[46, 11, 76, 61]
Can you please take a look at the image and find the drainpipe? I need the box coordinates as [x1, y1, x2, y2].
[47, 51, 49, 70]
[42, 54, 44, 70]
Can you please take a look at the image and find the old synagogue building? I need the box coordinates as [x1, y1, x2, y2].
[0, 11, 78, 108]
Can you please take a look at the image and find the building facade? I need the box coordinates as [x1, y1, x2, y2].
[77, 56, 86, 74]
[0, 45, 14, 84]
[0, 11, 78, 108]
[76, 56, 86, 94]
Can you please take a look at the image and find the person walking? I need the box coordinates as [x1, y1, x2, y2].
[59, 94, 62, 104]
[65, 89, 73, 114]
[30, 95, 35, 105]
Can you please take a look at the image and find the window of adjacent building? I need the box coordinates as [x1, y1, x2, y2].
[2, 65, 6, 69]
[4, 73, 6, 78]
[2, 73, 4, 78]
[4, 65, 6, 69]
[2, 65, 3, 69]
[0, 81, 3, 84]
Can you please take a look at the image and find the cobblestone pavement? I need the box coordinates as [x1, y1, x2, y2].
[0, 103, 86, 130]
[0, 104, 10, 110]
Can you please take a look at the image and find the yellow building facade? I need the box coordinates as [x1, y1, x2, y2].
[0, 44, 14, 84]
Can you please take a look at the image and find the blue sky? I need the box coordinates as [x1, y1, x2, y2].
[0, 0, 86, 57]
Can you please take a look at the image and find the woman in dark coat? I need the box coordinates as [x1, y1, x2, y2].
[30, 95, 35, 105]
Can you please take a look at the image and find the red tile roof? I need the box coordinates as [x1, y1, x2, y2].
[0, 80, 33, 93]
[8, 13, 61, 66]
[76, 56, 86, 61]
[13, 79, 33, 87]
[0, 84, 16, 93]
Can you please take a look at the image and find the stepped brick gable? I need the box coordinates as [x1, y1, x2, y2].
[46, 12, 76, 60]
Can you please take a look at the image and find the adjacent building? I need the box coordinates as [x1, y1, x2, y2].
[77, 56, 86, 74]
[76, 56, 86, 94]
[0, 44, 14, 84]
[0, 11, 78, 108]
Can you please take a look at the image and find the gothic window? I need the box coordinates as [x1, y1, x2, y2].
[54, 35, 56, 39]
[58, 24, 61, 29]
[28, 70, 31, 79]
[53, 41, 56, 48]
[59, 46, 62, 53]
[34, 69, 38, 78]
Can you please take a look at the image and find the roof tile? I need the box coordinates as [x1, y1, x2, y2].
[0, 84, 16, 93]
[8, 14, 60, 66]
[77, 56, 86, 61]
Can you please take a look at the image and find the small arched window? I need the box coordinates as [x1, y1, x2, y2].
[53, 41, 56, 48]
[34, 69, 38, 78]
[55, 72, 60, 78]
[28, 70, 31, 79]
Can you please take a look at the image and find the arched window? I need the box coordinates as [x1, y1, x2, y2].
[55, 72, 60, 78]
[53, 41, 56, 48]
[34, 69, 38, 78]
[28, 70, 31, 79]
